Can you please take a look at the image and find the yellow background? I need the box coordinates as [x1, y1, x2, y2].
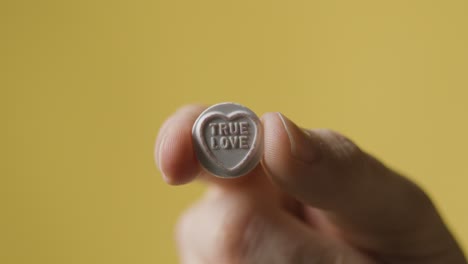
[2, 0, 467, 263]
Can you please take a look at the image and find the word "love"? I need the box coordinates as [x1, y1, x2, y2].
[208, 121, 250, 150]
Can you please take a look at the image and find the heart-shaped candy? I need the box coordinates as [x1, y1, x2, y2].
[192, 103, 263, 178]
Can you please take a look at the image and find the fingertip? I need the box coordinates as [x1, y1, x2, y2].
[159, 126, 199, 185]
[261, 112, 301, 185]
[261, 112, 330, 206]
[155, 104, 207, 185]
[262, 112, 319, 166]
[261, 112, 288, 162]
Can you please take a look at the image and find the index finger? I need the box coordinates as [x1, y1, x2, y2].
[155, 104, 207, 185]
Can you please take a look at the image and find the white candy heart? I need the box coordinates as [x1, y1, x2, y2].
[192, 103, 263, 178]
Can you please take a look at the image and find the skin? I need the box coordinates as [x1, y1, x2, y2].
[155, 104, 467, 264]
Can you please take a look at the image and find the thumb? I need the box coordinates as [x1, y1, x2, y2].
[261, 112, 466, 263]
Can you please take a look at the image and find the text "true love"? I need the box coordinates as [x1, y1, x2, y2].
[209, 121, 250, 150]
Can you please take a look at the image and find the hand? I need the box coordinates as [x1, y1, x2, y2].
[155, 104, 467, 264]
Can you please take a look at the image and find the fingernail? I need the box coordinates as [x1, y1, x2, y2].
[277, 113, 319, 162]
[157, 135, 169, 181]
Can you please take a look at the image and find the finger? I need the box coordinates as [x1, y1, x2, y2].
[262, 112, 466, 262]
[176, 187, 375, 264]
[155, 104, 206, 185]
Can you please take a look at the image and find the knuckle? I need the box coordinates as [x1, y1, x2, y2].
[329, 132, 363, 165]
[314, 129, 364, 167]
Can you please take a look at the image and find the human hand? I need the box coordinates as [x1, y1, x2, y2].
[155, 104, 467, 264]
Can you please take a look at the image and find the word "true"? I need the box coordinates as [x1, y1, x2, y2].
[209, 121, 250, 150]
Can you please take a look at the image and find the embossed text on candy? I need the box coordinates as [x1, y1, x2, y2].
[208, 122, 250, 150]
